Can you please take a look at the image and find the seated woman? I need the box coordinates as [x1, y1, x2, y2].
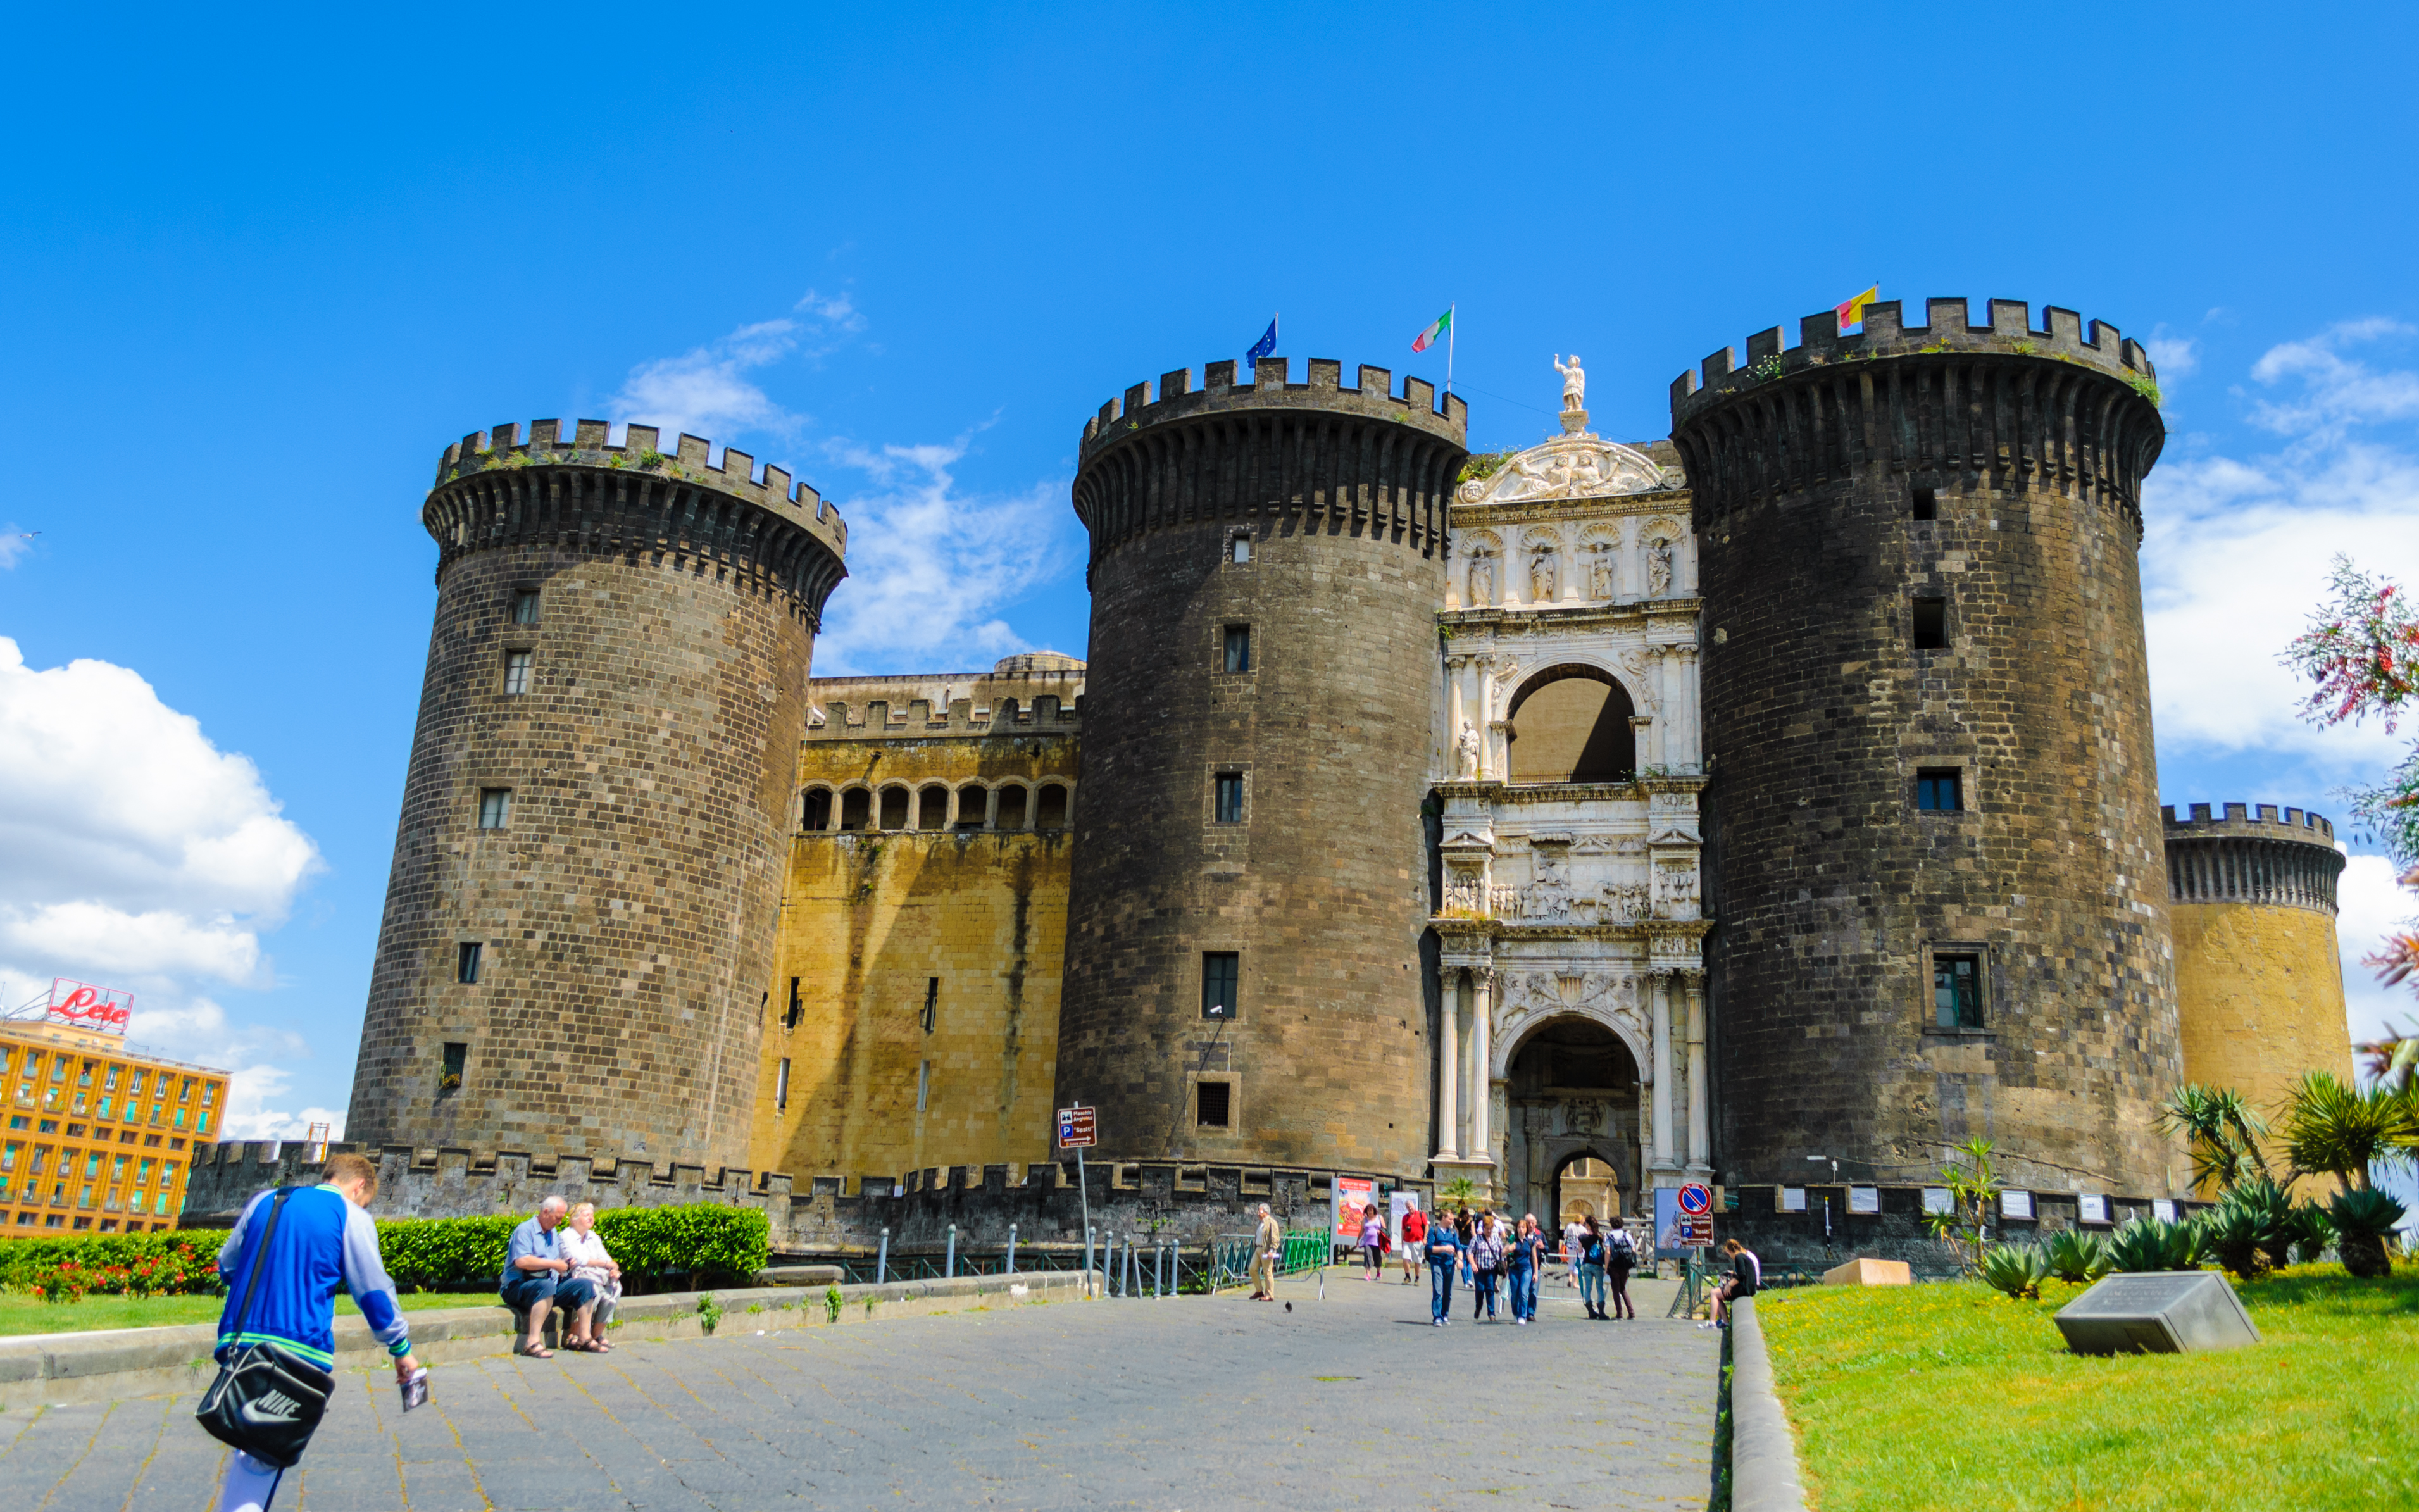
[560, 1201, 623, 1353]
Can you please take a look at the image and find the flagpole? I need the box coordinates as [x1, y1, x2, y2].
[1446, 304, 1456, 398]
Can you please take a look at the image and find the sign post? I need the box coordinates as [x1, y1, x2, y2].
[1058, 1105, 1097, 1296]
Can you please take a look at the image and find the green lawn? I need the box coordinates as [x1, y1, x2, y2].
[0, 1289, 502, 1338]
[1754, 1261, 2419, 1511]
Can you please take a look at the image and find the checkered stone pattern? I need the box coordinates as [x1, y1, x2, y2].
[347, 458, 840, 1173]
[1676, 337, 2185, 1195]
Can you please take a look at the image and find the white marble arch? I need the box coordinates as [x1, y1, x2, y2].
[1502, 655, 1655, 730]
[1491, 999, 1650, 1087]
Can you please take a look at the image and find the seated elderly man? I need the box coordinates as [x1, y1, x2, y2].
[500, 1196, 596, 1358]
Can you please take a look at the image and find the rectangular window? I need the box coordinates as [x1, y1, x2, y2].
[456, 942, 484, 984]
[1915, 769, 1963, 811]
[1197, 1080, 1232, 1128]
[196, 1111, 209, 1134]
[1934, 952, 1983, 1029]
[1214, 773, 1244, 824]
[776, 1058, 791, 1111]
[1912, 597, 1949, 650]
[915, 1060, 931, 1113]
[440, 1042, 466, 1095]
[921, 978, 939, 1034]
[477, 789, 511, 829]
[1223, 625, 1252, 673]
[503, 649, 533, 696]
[511, 589, 541, 625]
[1230, 534, 1252, 564]
[785, 977, 803, 1031]
[1203, 952, 1239, 1020]
[1911, 485, 1937, 520]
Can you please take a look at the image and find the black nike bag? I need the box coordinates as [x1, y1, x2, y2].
[195, 1188, 334, 1468]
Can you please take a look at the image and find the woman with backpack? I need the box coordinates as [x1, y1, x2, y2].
[1577, 1216, 1610, 1320]
[1506, 1214, 1546, 1325]
[1466, 1216, 1504, 1321]
[1603, 1217, 1638, 1320]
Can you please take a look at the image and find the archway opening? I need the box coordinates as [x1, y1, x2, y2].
[1505, 665, 1636, 782]
[1502, 1013, 1642, 1231]
[1552, 1151, 1622, 1231]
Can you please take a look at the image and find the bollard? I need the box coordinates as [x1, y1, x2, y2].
[1085, 1227, 1096, 1297]
[946, 1223, 958, 1280]
[1008, 1223, 1019, 1275]
[1109, 1236, 1122, 1297]
[877, 1227, 890, 1286]
[1151, 1242, 1161, 1299]
[1127, 1238, 1139, 1300]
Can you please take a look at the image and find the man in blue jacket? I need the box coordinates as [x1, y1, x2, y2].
[211, 1151, 418, 1512]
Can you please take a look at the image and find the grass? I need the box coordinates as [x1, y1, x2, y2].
[0, 1289, 502, 1338]
[1754, 1261, 2419, 1511]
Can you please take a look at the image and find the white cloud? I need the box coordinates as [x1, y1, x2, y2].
[0, 639, 327, 1139]
[2244, 318, 2419, 440]
[0, 527, 32, 570]
[2334, 854, 2416, 1051]
[608, 290, 867, 449]
[810, 435, 1073, 674]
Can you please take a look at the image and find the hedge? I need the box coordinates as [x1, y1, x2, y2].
[0, 1203, 770, 1297]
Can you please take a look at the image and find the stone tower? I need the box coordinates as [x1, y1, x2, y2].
[1671, 299, 2184, 1196]
[346, 420, 848, 1171]
[1056, 358, 1466, 1174]
[2164, 801, 2352, 1189]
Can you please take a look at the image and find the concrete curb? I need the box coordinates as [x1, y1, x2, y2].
[0, 1268, 1099, 1410]
[1728, 1299, 1807, 1512]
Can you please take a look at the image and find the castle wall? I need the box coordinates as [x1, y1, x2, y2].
[753, 672, 1078, 1181]
[346, 422, 846, 1172]
[1057, 358, 1465, 1177]
[1674, 300, 2184, 1197]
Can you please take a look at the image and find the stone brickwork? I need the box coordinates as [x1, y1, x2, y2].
[1058, 358, 1465, 1177]
[753, 658, 1082, 1180]
[1673, 299, 2184, 1197]
[2165, 801, 2353, 1193]
[345, 420, 846, 1172]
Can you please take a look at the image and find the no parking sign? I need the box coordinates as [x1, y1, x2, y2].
[1676, 1182, 1714, 1247]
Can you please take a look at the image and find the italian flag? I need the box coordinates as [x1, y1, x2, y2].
[1411, 306, 1453, 353]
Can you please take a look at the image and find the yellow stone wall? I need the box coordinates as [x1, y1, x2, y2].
[2170, 900, 2353, 1192]
[746, 663, 1080, 1184]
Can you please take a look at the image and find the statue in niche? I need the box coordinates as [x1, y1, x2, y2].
[1554, 353, 1585, 412]
[1456, 721, 1482, 778]
[1530, 550, 1558, 603]
[1468, 551, 1495, 608]
[1589, 546, 1615, 600]
[1647, 540, 1674, 596]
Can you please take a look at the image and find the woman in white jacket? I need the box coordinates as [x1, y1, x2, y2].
[559, 1202, 623, 1352]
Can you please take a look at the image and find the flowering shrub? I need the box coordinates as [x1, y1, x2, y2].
[0, 1234, 223, 1294]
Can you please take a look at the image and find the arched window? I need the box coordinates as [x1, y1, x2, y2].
[917, 784, 951, 830]
[1506, 665, 1637, 782]
[1035, 782, 1069, 830]
[954, 784, 989, 830]
[995, 784, 1030, 831]
[839, 788, 871, 831]
[878, 786, 910, 831]
[801, 789, 833, 832]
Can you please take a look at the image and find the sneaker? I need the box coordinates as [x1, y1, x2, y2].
[1696, 1321, 1719, 1330]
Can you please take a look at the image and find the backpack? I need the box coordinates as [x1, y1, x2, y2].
[1608, 1227, 1637, 1258]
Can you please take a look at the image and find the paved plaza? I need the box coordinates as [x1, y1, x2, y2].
[0, 1268, 1718, 1510]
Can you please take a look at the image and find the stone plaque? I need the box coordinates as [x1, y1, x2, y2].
[2001, 1189, 2034, 1220]
[2054, 1271, 2261, 1355]
[1847, 1186, 1880, 1215]
[2078, 1194, 2110, 1225]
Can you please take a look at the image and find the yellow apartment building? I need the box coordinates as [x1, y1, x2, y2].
[0, 1014, 230, 1233]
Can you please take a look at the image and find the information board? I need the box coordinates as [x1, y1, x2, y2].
[1056, 1105, 1096, 1149]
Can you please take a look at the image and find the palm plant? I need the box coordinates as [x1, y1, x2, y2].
[1922, 1138, 2001, 1276]
[2285, 1202, 2336, 1265]
[2202, 1200, 2272, 1280]
[2327, 1188, 2408, 1279]
[2158, 1084, 2272, 1196]
[1979, 1243, 2049, 1299]
[2106, 1214, 2206, 1273]
[2276, 1071, 2415, 1191]
[2043, 1227, 2111, 1284]
[2218, 1176, 2299, 1273]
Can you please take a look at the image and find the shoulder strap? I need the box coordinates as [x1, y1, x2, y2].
[230, 1187, 295, 1339]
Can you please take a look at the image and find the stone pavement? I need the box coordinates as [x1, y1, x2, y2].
[0, 1267, 1717, 1509]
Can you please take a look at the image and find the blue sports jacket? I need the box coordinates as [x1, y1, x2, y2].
[214, 1185, 411, 1369]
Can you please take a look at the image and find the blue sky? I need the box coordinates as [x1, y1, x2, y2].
[4, 4, 2417, 1164]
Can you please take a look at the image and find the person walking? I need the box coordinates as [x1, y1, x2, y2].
[1506, 1215, 1544, 1325]
[1577, 1216, 1610, 1320]
[1467, 1216, 1504, 1321]
[1399, 1204, 1427, 1285]
[1424, 1208, 1462, 1325]
[1455, 1209, 1475, 1288]
[1562, 1216, 1587, 1289]
[204, 1152, 420, 1512]
[1604, 1216, 1638, 1320]
[1250, 1203, 1282, 1301]
[1359, 1206, 1385, 1280]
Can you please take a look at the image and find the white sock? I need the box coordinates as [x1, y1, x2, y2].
[216, 1451, 285, 1512]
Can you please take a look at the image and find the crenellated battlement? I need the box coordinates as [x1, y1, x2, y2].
[1670, 298, 2158, 425]
[435, 418, 847, 557]
[2161, 801, 2337, 843]
[1078, 356, 1467, 459]
[808, 690, 1084, 738]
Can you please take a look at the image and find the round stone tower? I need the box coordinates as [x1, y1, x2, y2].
[2164, 801, 2352, 1184]
[1671, 299, 2184, 1197]
[1057, 358, 1465, 1175]
[346, 420, 847, 1171]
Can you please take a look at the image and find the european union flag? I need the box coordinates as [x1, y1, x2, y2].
[1246, 315, 1278, 363]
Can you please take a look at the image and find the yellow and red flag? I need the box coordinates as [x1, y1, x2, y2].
[1835, 285, 1880, 329]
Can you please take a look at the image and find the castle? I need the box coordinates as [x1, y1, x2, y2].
[334, 298, 2354, 1251]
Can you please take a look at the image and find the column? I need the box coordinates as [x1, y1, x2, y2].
[1472, 656, 1495, 779]
[983, 786, 1000, 830]
[1436, 970, 1461, 1158]
[1651, 972, 1677, 1171]
[1470, 968, 1494, 1171]
[1685, 972, 1711, 1173]
[1446, 658, 1466, 775]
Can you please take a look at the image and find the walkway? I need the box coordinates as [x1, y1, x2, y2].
[0, 1266, 1717, 1509]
